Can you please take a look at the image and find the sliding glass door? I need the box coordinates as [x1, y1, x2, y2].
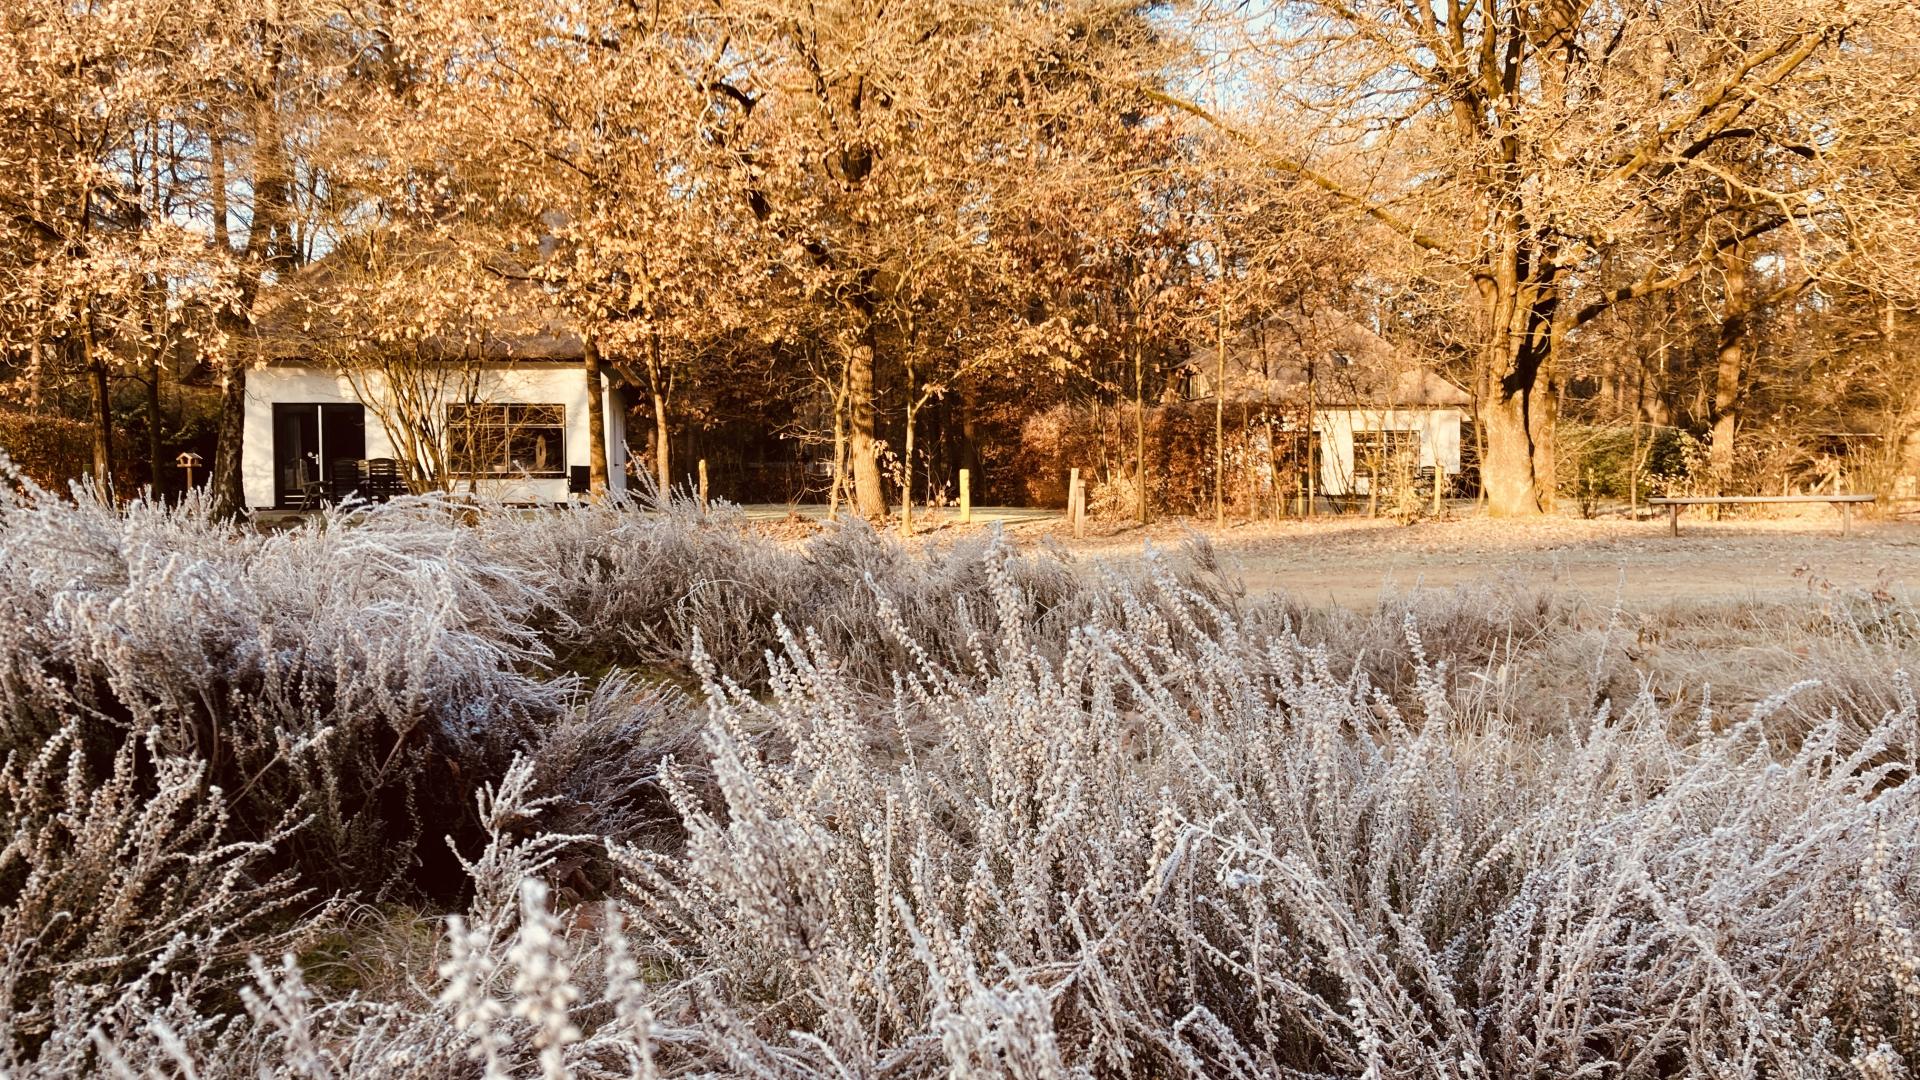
[271, 403, 367, 507]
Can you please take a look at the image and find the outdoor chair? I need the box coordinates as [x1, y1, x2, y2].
[364, 458, 407, 502]
[330, 458, 365, 503]
[290, 458, 329, 511]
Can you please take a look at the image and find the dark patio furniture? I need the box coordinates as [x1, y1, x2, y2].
[364, 458, 407, 502]
[330, 458, 365, 502]
[290, 457, 328, 511]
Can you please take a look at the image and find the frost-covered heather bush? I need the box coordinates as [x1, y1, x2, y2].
[0, 471, 1242, 900]
[1620, 593, 1920, 742]
[1293, 575, 1920, 741]
[6, 466, 1920, 1076]
[525, 673, 700, 852]
[0, 720, 307, 1070]
[53, 544, 1920, 1078]
[581, 566, 1920, 1076]
[475, 493, 1252, 689]
[0, 475, 569, 896]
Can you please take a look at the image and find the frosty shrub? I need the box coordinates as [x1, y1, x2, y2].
[0, 469, 1245, 901]
[0, 719, 307, 1070]
[558, 561, 1920, 1076]
[0, 475, 569, 896]
[4, 466, 1919, 1076]
[478, 491, 1253, 691]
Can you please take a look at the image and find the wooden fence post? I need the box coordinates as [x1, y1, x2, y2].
[1068, 468, 1084, 538]
[959, 468, 971, 524]
[698, 459, 709, 513]
[1433, 466, 1444, 517]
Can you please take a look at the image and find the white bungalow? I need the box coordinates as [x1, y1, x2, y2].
[1184, 308, 1471, 498]
[239, 262, 629, 510]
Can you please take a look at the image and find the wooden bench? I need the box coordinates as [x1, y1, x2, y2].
[1647, 494, 1876, 536]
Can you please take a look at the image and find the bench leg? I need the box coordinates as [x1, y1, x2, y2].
[1669, 504, 1680, 537]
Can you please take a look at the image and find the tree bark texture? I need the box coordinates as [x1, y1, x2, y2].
[211, 80, 296, 518]
[84, 319, 114, 495]
[582, 333, 610, 497]
[1709, 252, 1750, 490]
[846, 292, 887, 518]
[1477, 229, 1562, 517]
[647, 333, 670, 497]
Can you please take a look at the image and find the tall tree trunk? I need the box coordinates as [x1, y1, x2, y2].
[646, 333, 669, 497]
[1478, 255, 1561, 517]
[901, 389, 917, 536]
[1481, 358, 1557, 516]
[202, 130, 241, 511]
[582, 333, 609, 498]
[1214, 297, 1226, 527]
[146, 350, 165, 499]
[209, 374, 246, 513]
[1709, 253, 1750, 491]
[82, 314, 114, 496]
[142, 127, 166, 500]
[958, 381, 979, 498]
[1306, 374, 1317, 516]
[208, 127, 247, 517]
[1134, 337, 1148, 525]
[847, 299, 886, 518]
[26, 340, 43, 408]
[1631, 351, 1647, 512]
[649, 387, 669, 498]
[1644, 317, 1673, 429]
[210, 81, 297, 520]
[829, 361, 849, 518]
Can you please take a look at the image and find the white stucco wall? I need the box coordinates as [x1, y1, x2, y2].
[1315, 408, 1463, 496]
[243, 364, 628, 508]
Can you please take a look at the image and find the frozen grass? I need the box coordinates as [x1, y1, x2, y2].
[1, 470, 1918, 1076]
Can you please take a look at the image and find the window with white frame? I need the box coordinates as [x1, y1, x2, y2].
[1353, 428, 1421, 467]
[447, 403, 566, 478]
[1352, 429, 1422, 491]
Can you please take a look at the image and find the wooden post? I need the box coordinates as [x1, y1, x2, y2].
[1214, 278, 1227, 530]
[959, 468, 971, 524]
[697, 458, 709, 513]
[1668, 503, 1680, 537]
[1068, 468, 1084, 538]
[1133, 338, 1148, 527]
[1306, 429, 1316, 517]
[1432, 466, 1443, 517]
[1842, 501, 1853, 537]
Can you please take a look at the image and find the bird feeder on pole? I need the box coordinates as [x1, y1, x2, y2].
[175, 451, 204, 498]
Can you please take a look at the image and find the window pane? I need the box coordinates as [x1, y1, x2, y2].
[447, 402, 564, 478]
[516, 404, 563, 428]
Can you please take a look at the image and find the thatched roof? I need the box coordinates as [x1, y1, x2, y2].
[247, 241, 586, 365]
[1185, 307, 1470, 408]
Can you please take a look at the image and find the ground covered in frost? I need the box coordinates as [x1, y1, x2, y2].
[2, 478, 1919, 1077]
